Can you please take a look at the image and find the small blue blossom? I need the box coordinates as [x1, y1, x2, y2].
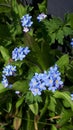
[46, 64, 63, 92]
[15, 91, 20, 95]
[37, 13, 47, 22]
[70, 38, 73, 47]
[12, 46, 30, 61]
[29, 64, 63, 96]
[29, 72, 46, 96]
[71, 94, 73, 100]
[2, 64, 16, 88]
[2, 64, 16, 76]
[1, 75, 13, 88]
[2, 75, 9, 88]
[21, 14, 33, 32]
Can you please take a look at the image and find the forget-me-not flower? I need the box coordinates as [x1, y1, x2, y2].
[12, 46, 30, 61]
[2, 64, 16, 88]
[2, 64, 16, 76]
[29, 64, 63, 96]
[46, 64, 63, 92]
[21, 14, 33, 32]
[2, 75, 9, 88]
[37, 13, 47, 22]
[29, 72, 46, 96]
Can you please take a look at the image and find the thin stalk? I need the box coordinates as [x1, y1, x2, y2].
[39, 95, 48, 120]
[34, 115, 39, 130]
[26, 110, 31, 130]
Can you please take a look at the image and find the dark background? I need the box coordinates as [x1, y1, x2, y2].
[19, 0, 73, 18]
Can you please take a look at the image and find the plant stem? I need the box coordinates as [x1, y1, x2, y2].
[39, 95, 48, 120]
[34, 115, 39, 130]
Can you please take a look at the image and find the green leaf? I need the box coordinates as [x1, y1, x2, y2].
[56, 29, 64, 44]
[58, 109, 73, 126]
[63, 26, 73, 36]
[29, 102, 38, 115]
[51, 125, 57, 130]
[0, 83, 7, 93]
[16, 3, 27, 18]
[48, 96, 56, 112]
[12, 0, 27, 18]
[25, 92, 42, 103]
[0, 1, 11, 13]
[0, 46, 10, 63]
[68, 13, 73, 29]
[49, 33, 56, 44]
[7, 102, 12, 113]
[40, 95, 49, 119]
[56, 54, 69, 74]
[16, 96, 25, 108]
[12, 80, 29, 93]
[27, 66, 41, 80]
[38, 0, 47, 12]
[66, 63, 73, 83]
[54, 91, 73, 111]
[60, 125, 73, 130]
[0, 83, 4, 90]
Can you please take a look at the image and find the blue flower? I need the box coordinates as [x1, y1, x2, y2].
[71, 94, 73, 100]
[29, 64, 63, 96]
[21, 14, 33, 32]
[29, 72, 46, 96]
[46, 64, 63, 92]
[2, 64, 16, 76]
[70, 38, 73, 47]
[2, 75, 9, 88]
[1, 75, 13, 88]
[15, 91, 20, 95]
[37, 13, 47, 22]
[12, 46, 30, 61]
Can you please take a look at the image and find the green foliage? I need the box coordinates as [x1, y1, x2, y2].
[0, 46, 10, 63]
[16, 96, 25, 108]
[42, 17, 73, 44]
[12, 80, 29, 92]
[0, 0, 73, 130]
[12, 0, 28, 18]
[54, 91, 73, 110]
[38, 0, 47, 13]
[59, 109, 73, 126]
[66, 61, 73, 83]
[48, 96, 56, 112]
[51, 125, 57, 130]
[56, 54, 69, 74]
[29, 102, 38, 115]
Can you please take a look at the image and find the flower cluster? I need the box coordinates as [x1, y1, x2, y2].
[2, 46, 30, 88]
[21, 14, 33, 32]
[29, 64, 63, 96]
[21, 13, 47, 32]
[37, 13, 47, 22]
[2, 64, 16, 88]
[46, 64, 63, 91]
[12, 46, 30, 61]
[29, 72, 46, 96]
